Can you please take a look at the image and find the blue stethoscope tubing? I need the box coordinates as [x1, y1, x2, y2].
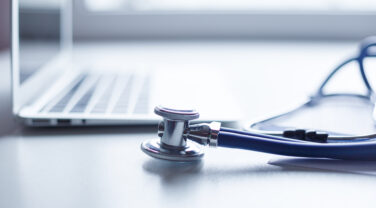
[218, 128, 376, 160]
[219, 37, 376, 160]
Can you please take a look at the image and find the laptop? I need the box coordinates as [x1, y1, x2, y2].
[11, 0, 240, 126]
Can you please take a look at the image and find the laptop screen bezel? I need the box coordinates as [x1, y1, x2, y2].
[11, 0, 72, 116]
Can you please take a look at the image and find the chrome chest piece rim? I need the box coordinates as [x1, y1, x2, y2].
[141, 139, 204, 162]
[141, 105, 204, 162]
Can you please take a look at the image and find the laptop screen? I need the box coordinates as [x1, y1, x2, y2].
[18, 0, 61, 84]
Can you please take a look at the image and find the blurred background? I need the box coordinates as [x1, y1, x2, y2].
[0, 0, 375, 45]
[73, 0, 376, 40]
[0, 0, 375, 121]
[0, 0, 10, 49]
[1, 0, 376, 124]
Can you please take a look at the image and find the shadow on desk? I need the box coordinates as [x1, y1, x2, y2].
[17, 125, 157, 137]
[270, 158, 376, 176]
[142, 156, 376, 190]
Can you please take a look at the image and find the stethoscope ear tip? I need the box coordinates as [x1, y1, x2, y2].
[141, 139, 205, 162]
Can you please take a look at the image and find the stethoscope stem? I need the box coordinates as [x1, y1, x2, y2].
[220, 127, 309, 143]
[217, 130, 376, 160]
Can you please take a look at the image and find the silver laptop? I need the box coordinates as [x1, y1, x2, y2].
[11, 0, 241, 126]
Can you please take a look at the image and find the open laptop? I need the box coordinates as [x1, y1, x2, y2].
[11, 0, 240, 126]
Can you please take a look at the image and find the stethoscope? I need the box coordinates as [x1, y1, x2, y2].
[141, 36, 376, 162]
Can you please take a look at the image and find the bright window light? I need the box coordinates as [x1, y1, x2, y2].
[85, 0, 376, 12]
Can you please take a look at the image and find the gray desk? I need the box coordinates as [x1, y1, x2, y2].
[1, 41, 376, 208]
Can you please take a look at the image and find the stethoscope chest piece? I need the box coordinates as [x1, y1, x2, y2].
[141, 105, 205, 162]
[141, 139, 204, 162]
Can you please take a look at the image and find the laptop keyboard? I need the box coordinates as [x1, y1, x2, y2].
[90, 76, 116, 114]
[70, 80, 97, 113]
[133, 75, 150, 114]
[48, 75, 87, 113]
[111, 75, 134, 114]
[42, 73, 150, 115]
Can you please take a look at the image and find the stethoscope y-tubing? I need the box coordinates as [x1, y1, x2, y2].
[232, 37, 376, 160]
[317, 37, 376, 98]
[218, 129, 376, 160]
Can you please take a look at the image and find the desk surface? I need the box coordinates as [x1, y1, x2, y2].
[1, 41, 376, 208]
